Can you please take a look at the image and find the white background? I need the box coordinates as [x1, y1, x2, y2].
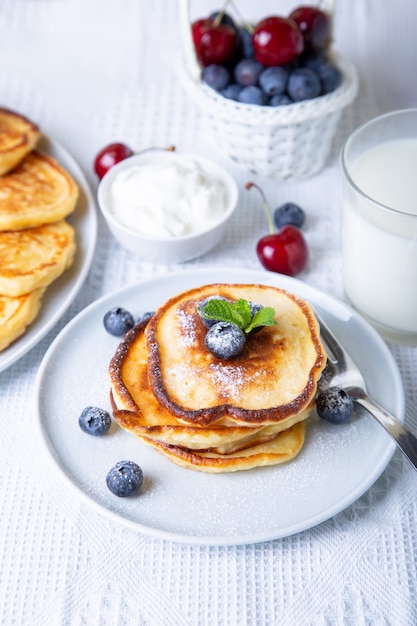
[1, 0, 417, 624]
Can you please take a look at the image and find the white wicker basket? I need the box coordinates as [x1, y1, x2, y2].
[178, 0, 359, 180]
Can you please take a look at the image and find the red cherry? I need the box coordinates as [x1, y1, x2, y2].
[192, 18, 238, 66]
[253, 16, 304, 66]
[256, 226, 308, 276]
[246, 181, 308, 277]
[289, 6, 331, 50]
[94, 142, 134, 179]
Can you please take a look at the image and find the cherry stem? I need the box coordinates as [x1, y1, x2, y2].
[226, 0, 254, 33]
[136, 145, 176, 155]
[245, 181, 275, 235]
[212, 0, 232, 28]
[212, 0, 254, 34]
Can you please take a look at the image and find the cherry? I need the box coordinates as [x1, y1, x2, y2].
[246, 182, 308, 276]
[256, 226, 308, 276]
[252, 16, 304, 66]
[289, 6, 331, 51]
[94, 142, 134, 180]
[192, 18, 238, 66]
[94, 144, 176, 180]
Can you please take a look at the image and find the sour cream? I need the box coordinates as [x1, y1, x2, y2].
[109, 156, 228, 238]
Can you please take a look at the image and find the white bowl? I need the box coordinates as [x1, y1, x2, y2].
[97, 150, 239, 263]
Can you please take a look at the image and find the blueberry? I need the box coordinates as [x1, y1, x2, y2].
[79, 406, 111, 436]
[208, 11, 237, 30]
[234, 59, 264, 86]
[237, 27, 254, 58]
[300, 49, 327, 72]
[248, 302, 263, 317]
[237, 85, 268, 106]
[221, 83, 242, 101]
[259, 66, 289, 96]
[316, 387, 354, 424]
[136, 311, 155, 324]
[287, 68, 321, 101]
[203, 64, 230, 91]
[317, 63, 342, 94]
[273, 202, 305, 229]
[204, 322, 246, 359]
[248, 302, 264, 334]
[269, 94, 293, 107]
[103, 307, 135, 336]
[198, 296, 229, 328]
[106, 460, 143, 497]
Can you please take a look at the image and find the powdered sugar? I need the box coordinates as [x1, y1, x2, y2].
[175, 307, 198, 347]
[166, 362, 263, 403]
[208, 363, 247, 399]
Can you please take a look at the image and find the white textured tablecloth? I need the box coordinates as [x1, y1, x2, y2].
[1, 1, 417, 624]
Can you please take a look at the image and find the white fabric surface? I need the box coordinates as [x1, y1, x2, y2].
[1, 0, 417, 624]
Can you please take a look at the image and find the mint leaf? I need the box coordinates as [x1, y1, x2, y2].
[245, 306, 277, 333]
[234, 299, 252, 328]
[198, 299, 245, 328]
[198, 298, 277, 333]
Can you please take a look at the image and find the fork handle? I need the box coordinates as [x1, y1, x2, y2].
[349, 387, 417, 471]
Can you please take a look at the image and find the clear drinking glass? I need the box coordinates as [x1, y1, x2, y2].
[340, 108, 417, 345]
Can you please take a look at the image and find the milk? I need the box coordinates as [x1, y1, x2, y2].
[342, 138, 417, 343]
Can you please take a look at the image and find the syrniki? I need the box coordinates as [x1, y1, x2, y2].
[109, 283, 327, 473]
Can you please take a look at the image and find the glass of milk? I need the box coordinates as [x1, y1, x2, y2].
[341, 108, 417, 345]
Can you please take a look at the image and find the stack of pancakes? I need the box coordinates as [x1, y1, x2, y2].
[109, 283, 327, 473]
[0, 108, 79, 351]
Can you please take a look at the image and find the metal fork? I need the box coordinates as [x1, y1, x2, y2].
[315, 311, 417, 471]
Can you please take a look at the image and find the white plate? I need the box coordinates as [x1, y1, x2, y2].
[35, 268, 405, 545]
[0, 135, 97, 372]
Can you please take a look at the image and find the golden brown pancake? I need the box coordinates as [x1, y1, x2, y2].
[0, 150, 79, 231]
[0, 108, 41, 175]
[139, 421, 307, 473]
[113, 405, 310, 455]
[146, 283, 326, 426]
[108, 283, 326, 473]
[0, 288, 45, 351]
[0, 111, 79, 351]
[0, 220, 76, 297]
[110, 321, 313, 451]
